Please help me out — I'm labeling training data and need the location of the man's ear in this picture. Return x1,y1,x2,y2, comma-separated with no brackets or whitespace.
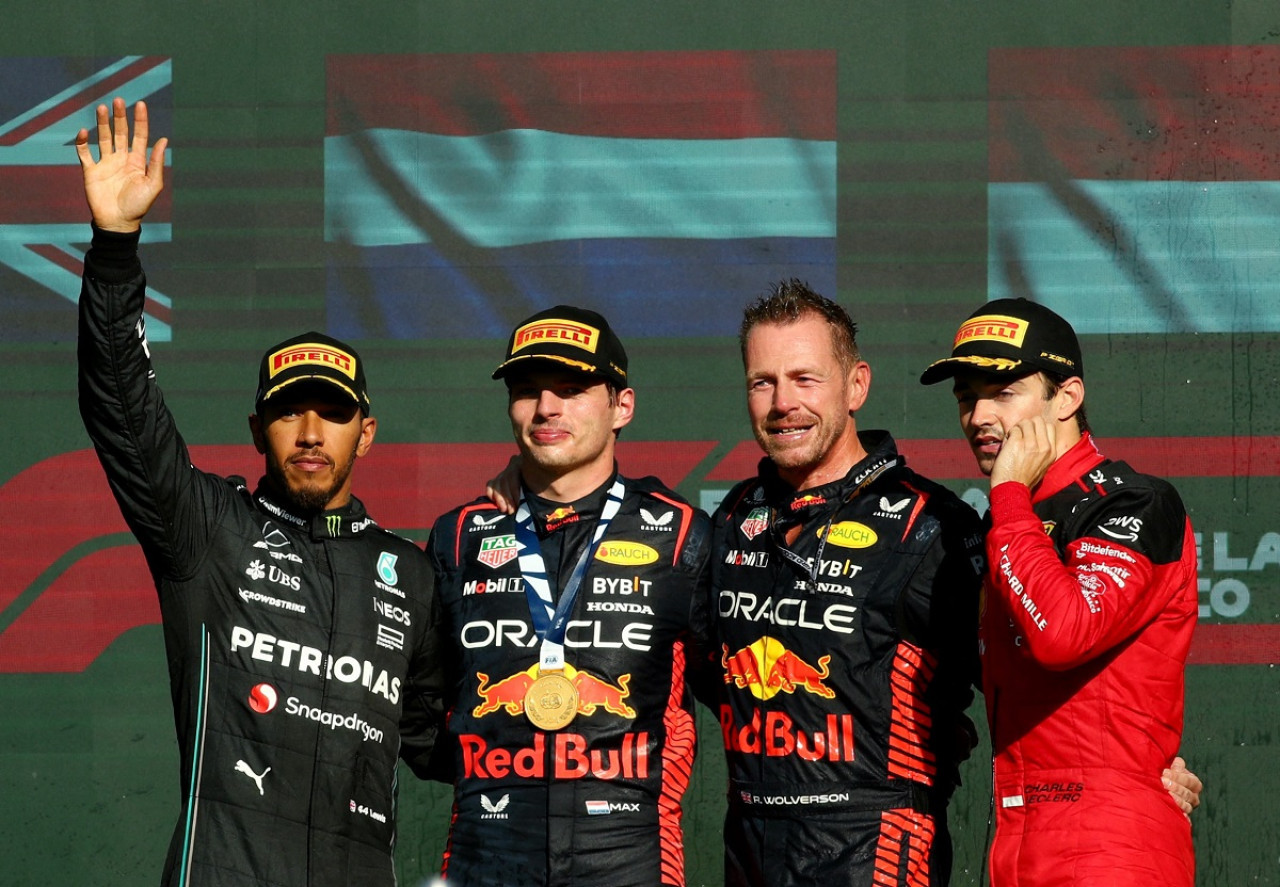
1054,377,1085,423
611,387,636,433
846,361,872,414
356,416,377,458
248,413,266,455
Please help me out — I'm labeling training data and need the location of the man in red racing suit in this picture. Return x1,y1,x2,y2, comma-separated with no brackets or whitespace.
922,297,1197,886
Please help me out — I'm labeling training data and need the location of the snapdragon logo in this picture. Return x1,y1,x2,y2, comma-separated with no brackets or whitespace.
285,697,385,744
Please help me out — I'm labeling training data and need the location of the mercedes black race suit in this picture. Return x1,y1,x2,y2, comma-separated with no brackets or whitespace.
78,227,444,887
712,431,984,887
426,473,711,886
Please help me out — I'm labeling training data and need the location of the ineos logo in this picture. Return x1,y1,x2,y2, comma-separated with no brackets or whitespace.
373,599,411,626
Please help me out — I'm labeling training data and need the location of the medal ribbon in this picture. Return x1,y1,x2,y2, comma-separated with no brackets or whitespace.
514,478,625,671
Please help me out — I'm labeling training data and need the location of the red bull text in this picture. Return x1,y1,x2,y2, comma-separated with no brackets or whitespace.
459,731,650,779
720,707,855,762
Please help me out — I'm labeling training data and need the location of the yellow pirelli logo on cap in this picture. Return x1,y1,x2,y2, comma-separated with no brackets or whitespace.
512,319,599,354
954,314,1028,349
269,344,357,379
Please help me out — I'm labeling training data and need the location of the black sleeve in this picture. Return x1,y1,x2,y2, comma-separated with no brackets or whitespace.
396,547,449,781
680,509,719,710
898,496,984,689
896,497,985,789
408,522,462,784
77,226,224,581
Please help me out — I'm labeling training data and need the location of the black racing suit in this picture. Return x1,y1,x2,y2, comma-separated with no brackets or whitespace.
78,227,444,887
426,474,712,886
712,432,983,887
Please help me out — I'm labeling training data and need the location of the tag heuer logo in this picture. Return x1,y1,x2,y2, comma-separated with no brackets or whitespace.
478,535,518,569
740,507,769,541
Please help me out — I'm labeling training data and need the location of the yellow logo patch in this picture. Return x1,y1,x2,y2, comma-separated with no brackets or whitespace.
512,319,600,354
594,541,659,566
819,521,878,549
953,314,1028,349
269,344,357,380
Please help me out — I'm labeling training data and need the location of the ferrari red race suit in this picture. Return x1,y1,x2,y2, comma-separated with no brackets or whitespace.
713,431,985,887
78,227,445,886
426,474,711,886
982,432,1197,886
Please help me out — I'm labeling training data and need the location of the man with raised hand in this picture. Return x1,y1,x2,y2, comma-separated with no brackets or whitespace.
920,297,1198,886
713,280,986,886
76,98,444,886
425,306,712,886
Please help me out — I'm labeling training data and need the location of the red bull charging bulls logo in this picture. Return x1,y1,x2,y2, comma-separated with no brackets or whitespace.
473,663,636,719
721,636,835,700
720,637,853,763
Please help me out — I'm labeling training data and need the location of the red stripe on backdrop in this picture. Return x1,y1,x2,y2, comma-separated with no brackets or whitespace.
0,55,168,147
0,441,715,671
989,45,1280,182
1187,624,1280,666
326,51,836,140
3,439,1276,671
0,167,173,224
705,437,1280,482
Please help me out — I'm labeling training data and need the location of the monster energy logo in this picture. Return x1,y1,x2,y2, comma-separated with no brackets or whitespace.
326,515,342,537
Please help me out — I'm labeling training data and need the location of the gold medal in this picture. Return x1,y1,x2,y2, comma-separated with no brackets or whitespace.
524,670,579,730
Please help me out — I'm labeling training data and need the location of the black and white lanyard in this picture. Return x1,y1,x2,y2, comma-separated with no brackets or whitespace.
772,456,898,592
513,479,625,671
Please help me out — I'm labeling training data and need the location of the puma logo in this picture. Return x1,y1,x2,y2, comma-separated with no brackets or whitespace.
235,759,271,796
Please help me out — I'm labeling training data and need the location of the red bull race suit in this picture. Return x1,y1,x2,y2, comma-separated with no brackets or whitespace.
77,227,445,886
426,473,712,886
713,431,984,887
981,433,1196,886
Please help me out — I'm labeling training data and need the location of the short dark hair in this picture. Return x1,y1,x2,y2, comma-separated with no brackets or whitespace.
1042,371,1090,434
739,279,860,372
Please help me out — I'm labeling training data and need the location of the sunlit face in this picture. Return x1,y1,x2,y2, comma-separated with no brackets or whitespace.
506,367,633,488
743,315,869,489
250,384,375,513
952,371,1058,476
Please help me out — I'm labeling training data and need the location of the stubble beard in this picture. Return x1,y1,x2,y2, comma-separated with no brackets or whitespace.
266,440,359,515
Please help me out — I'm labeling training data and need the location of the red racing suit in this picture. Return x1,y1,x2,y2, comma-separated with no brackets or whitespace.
426,475,712,886
713,432,985,887
982,432,1197,886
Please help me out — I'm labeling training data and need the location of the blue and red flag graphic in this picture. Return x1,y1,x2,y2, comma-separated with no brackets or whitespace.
0,55,173,342
989,46,1280,334
324,51,836,340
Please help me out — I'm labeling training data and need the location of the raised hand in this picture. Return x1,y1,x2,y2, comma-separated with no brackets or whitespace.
74,97,167,233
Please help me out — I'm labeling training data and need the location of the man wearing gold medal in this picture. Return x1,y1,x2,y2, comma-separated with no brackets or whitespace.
425,306,713,886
